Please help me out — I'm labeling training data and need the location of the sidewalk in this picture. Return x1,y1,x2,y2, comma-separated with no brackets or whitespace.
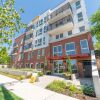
0,74,78,100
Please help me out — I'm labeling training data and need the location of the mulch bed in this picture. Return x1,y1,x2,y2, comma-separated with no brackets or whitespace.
64,89,99,100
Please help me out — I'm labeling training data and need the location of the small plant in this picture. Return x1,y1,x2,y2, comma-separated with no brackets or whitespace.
38,72,44,76
82,85,95,97
46,80,66,93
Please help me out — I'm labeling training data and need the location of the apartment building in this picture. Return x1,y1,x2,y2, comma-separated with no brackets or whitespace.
12,0,94,78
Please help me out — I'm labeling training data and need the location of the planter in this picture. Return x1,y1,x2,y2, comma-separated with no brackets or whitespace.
71,73,79,80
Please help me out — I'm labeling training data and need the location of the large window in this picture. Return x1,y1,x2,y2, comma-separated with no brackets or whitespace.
77,12,83,22
76,1,81,9
65,42,76,55
79,26,85,32
80,39,89,54
53,45,62,56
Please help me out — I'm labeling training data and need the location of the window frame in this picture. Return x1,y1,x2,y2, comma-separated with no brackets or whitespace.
80,39,89,54
77,12,83,22
76,1,81,9
65,42,76,56
79,26,85,32
53,45,62,56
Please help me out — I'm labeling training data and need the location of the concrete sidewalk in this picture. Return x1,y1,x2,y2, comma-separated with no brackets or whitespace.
5,82,78,100
0,74,78,100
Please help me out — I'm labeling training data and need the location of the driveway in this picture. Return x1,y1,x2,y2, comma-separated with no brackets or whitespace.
0,74,78,100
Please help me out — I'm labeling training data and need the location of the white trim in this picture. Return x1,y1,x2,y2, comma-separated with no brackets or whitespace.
53,45,62,56
80,39,89,54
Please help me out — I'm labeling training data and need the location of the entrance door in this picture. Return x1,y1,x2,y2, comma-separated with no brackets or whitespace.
83,60,92,78
53,60,64,75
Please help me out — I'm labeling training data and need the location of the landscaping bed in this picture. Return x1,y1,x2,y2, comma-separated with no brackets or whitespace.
0,71,26,80
46,80,98,100
0,86,22,100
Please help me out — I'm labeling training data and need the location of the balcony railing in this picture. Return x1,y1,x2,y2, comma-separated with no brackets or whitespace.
48,3,72,23
48,16,73,33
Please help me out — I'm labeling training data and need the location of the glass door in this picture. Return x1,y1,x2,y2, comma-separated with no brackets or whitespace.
53,60,64,74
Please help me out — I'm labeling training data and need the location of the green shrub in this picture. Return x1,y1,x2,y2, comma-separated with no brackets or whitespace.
46,80,66,93
38,72,44,76
82,85,95,97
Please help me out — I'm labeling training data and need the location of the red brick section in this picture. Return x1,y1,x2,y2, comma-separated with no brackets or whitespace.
12,33,25,67
49,32,94,77
13,32,94,77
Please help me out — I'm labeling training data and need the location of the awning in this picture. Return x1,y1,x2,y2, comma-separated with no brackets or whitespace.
48,54,90,60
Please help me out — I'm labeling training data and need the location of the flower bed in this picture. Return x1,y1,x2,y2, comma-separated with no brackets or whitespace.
46,80,98,100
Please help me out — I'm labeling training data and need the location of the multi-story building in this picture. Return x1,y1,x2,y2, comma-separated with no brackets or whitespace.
12,0,94,78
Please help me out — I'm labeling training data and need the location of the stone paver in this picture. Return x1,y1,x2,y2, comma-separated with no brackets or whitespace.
0,74,78,100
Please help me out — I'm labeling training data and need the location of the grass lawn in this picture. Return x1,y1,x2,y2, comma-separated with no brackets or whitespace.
0,86,22,100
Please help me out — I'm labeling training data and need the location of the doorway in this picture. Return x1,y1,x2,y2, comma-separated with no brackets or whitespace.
83,60,92,78
53,60,64,75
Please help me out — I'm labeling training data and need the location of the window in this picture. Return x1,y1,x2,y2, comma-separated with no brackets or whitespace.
21,53,24,60
44,26,48,33
53,45,62,56
68,30,72,36
42,49,45,56
65,42,76,55
44,16,47,23
79,26,85,32
77,12,83,22
76,1,81,9
36,22,38,27
24,42,32,50
56,35,59,39
28,53,31,60
43,37,45,45
38,50,41,55
60,34,63,38
39,28,42,35
20,46,23,52
39,19,43,26
37,50,41,59
25,33,33,41
80,39,89,54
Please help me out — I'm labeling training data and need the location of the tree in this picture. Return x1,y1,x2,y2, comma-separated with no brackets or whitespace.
0,0,26,63
0,0,26,48
67,56,72,74
0,47,11,64
90,8,100,49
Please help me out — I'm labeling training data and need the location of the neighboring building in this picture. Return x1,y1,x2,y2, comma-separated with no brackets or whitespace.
12,0,94,78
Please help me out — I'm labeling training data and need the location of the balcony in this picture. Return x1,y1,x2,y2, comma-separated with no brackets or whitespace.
48,3,72,24
48,16,74,35
24,38,33,44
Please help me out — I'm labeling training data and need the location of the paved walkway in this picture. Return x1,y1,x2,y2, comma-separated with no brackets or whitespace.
0,74,78,100
33,75,93,88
